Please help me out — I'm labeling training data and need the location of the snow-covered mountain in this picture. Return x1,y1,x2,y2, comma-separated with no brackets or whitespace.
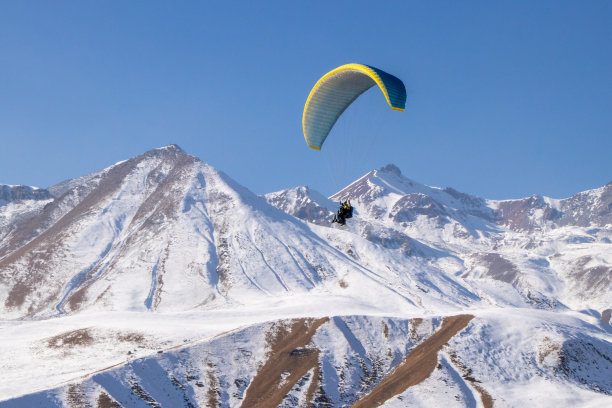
266,164,611,312
0,146,610,407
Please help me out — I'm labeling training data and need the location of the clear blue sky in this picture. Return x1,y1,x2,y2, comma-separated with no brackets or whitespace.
1,1,611,199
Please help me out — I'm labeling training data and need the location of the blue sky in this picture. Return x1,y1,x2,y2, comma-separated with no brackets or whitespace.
1,1,611,199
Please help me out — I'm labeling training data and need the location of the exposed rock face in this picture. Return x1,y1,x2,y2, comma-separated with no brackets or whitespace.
555,182,612,227
390,193,449,223
566,256,612,300
264,186,334,226
465,253,521,285
0,185,53,203
495,183,612,231
602,309,611,324
496,195,562,231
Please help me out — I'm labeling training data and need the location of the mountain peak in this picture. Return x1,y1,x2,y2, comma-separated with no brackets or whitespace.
379,164,402,176
139,144,187,159
157,144,184,152
139,144,193,164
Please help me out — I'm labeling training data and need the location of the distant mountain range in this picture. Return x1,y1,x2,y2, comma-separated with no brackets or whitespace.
1,145,610,407
266,163,611,312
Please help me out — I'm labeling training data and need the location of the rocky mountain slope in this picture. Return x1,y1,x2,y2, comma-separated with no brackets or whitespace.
0,146,422,320
0,146,610,407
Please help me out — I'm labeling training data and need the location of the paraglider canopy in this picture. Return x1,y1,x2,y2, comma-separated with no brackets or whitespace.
302,63,406,150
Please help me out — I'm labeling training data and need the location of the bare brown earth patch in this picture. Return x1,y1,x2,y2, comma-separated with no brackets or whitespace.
97,392,121,408
47,328,94,348
206,363,220,408
473,383,494,408
5,281,29,308
68,285,88,311
464,253,521,284
602,309,611,324
352,314,474,408
537,336,561,366
303,365,321,406
240,317,328,408
65,384,88,408
117,332,146,344
409,317,423,342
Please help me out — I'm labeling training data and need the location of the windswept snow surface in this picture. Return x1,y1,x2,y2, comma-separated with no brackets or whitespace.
0,147,610,407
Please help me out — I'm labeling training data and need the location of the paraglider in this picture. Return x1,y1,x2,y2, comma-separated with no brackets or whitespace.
302,63,406,226
332,200,353,226
302,63,406,150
